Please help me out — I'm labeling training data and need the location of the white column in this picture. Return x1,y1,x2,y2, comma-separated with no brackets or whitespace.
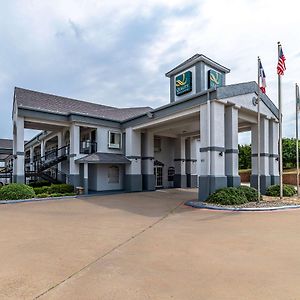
225,106,240,187
29,146,34,171
142,131,155,191
251,117,271,193
125,128,142,191
199,101,226,201
185,137,197,188
15,116,25,183
84,163,88,194
174,137,186,188
12,123,17,182
269,120,279,185
69,124,80,187
190,137,198,187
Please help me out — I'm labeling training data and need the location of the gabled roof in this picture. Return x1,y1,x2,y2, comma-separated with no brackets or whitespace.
0,139,13,150
76,152,131,164
15,87,152,122
165,54,230,77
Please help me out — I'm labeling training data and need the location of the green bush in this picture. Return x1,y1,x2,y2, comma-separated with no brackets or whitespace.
49,184,74,194
50,193,63,197
29,181,51,188
237,186,260,202
33,186,50,195
266,184,296,197
64,193,76,196
207,187,248,205
0,184,35,200
36,193,50,198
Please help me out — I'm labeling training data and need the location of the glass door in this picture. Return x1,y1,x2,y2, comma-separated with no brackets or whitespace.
154,166,163,188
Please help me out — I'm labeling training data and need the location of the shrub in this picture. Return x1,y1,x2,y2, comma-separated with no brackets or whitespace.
266,184,296,197
207,187,248,205
36,193,50,198
0,184,35,200
33,186,50,195
29,181,51,188
50,193,63,197
64,193,76,196
49,184,74,194
237,186,260,202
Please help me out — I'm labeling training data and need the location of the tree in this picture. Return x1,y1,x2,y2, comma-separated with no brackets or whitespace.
238,144,251,170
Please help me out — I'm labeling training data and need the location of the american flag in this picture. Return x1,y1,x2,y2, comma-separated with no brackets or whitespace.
259,60,266,94
277,44,286,75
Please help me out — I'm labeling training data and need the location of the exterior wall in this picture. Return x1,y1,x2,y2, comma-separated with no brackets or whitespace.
87,164,124,191
96,126,123,154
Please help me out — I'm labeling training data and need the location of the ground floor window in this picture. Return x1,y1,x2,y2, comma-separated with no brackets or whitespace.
108,166,119,183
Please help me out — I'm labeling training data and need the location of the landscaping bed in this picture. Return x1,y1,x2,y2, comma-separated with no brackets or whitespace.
186,184,300,210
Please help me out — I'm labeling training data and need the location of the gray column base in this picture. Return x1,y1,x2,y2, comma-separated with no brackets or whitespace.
142,174,155,191
250,175,271,194
125,174,143,192
270,175,279,185
13,175,25,184
186,174,198,188
227,175,241,187
13,175,25,183
84,178,89,195
69,174,80,188
174,174,187,188
198,175,227,201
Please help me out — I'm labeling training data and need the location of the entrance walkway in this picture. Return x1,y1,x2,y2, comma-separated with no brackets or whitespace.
0,189,300,299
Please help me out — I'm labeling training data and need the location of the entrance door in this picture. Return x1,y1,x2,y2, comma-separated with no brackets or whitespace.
154,166,163,188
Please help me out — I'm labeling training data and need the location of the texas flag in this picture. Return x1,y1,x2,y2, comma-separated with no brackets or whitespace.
259,60,266,94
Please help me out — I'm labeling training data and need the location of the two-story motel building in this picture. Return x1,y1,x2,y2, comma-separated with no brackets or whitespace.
8,54,279,200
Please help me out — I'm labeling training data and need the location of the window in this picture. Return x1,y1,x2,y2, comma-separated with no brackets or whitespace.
108,131,122,149
108,166,119,183
154,137,161,152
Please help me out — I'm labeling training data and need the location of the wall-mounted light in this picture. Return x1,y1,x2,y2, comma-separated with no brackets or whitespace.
219,152,223,157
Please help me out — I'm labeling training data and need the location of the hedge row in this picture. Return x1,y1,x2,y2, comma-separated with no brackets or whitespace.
266,184,296,197
0,183,75,200
33,184,74,195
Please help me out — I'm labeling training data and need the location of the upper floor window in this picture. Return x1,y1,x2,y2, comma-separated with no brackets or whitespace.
108,131,122,149
154,137,161,152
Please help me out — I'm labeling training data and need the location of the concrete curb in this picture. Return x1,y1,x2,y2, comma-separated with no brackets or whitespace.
0,195,77,205
185,200,300,212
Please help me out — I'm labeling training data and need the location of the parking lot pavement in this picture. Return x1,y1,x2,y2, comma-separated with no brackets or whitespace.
1,189,300,299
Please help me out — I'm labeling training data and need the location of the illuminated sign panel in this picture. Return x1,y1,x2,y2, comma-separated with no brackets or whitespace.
208,69,223,89
175,71,192,96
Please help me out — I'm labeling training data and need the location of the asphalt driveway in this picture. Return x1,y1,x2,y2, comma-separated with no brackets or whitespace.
1,189,300,299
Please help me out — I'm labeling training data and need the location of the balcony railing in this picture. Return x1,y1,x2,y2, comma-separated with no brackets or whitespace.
80,141,97,154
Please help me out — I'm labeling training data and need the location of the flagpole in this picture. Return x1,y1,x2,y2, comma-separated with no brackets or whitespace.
278,42,283,199
296,83,299,197
257,57,261,202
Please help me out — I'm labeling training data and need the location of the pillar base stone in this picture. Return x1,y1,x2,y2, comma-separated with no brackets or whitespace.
13,175,25,184
270,175,280,185
69,174,80,188
198,175,227,201
250,175,271,194
187,174,198,188
142,174,155,191
84,178,89,195
227,175,241,187
125,174,143,192
174,174,187,188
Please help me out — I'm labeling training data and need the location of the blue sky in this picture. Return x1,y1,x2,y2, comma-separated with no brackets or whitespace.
0,0,299,143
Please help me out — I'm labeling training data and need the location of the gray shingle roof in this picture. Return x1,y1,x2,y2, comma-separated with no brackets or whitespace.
76,152,131,164
165,54,230,77
15,87,152,122
0,139,13,150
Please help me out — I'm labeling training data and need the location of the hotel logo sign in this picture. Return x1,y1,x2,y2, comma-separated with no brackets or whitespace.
176,71,192,96
208,69,223,89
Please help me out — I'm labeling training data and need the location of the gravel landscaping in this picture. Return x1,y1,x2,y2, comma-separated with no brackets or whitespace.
187,195,300,210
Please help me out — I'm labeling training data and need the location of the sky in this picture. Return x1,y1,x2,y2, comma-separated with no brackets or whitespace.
0,0,299,144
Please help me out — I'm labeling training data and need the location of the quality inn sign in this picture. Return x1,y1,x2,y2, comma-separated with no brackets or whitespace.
176,71,192,96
